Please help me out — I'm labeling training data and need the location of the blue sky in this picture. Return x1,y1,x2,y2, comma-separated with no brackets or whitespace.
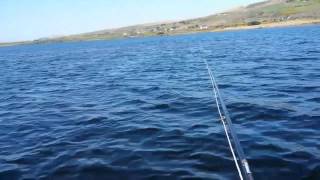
0,0,263,42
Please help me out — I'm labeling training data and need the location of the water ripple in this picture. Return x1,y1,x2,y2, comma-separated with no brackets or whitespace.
0,25,320,179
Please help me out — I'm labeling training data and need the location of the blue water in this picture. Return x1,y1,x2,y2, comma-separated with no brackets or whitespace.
0,25,320,180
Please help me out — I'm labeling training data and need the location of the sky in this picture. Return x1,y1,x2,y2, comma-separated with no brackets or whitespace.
0,0,263,42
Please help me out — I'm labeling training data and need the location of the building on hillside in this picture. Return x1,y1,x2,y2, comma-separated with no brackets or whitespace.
199,25,208,30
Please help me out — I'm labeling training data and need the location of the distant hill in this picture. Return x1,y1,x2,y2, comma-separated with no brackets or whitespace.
1,0,320,46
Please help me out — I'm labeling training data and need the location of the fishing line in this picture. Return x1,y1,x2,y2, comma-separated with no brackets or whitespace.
203,58,254,180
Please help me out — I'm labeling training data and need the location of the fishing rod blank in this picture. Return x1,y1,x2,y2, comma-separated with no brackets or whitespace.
203,59,254,180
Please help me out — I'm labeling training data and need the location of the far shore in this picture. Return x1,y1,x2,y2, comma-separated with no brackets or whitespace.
211,19,320,33
1,19,320,48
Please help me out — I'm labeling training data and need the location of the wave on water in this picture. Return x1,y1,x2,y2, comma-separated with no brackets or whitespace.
0,25,320,180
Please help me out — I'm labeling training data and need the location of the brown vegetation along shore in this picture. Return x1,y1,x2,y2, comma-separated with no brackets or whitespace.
212,19,320,32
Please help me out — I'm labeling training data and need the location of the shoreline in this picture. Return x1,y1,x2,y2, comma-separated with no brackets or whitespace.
211,19,320,33
1,19,320,48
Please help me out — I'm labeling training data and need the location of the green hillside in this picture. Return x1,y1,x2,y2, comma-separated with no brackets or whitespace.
1,0,320,46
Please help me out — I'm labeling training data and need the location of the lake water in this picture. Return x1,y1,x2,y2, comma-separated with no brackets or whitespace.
0,25,319,180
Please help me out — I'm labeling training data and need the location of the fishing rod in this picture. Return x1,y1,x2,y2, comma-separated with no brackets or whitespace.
203,59,254,180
